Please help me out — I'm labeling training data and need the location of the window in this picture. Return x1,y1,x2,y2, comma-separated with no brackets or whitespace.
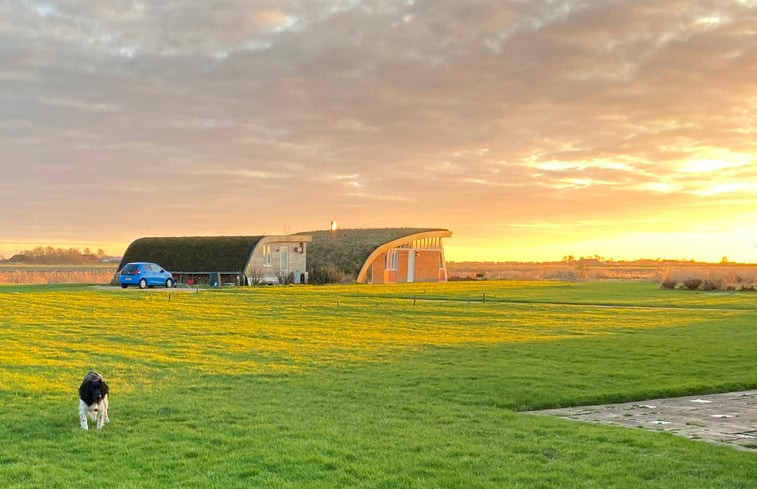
386,250,398,270
263,245,271,266
280,246,288,271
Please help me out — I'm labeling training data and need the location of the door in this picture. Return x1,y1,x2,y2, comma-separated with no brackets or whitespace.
407,250,415,283
280,246,289,271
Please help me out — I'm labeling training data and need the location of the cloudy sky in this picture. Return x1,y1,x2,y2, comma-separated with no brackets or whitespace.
1,0,755,262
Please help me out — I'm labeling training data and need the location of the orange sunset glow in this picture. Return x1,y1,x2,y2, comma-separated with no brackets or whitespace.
1,2,755,263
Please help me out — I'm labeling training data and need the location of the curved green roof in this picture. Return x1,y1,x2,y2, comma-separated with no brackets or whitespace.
118,236,263,272
299,228,449,281
118,229,450,282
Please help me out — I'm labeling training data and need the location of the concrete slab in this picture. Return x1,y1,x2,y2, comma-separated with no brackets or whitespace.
527,390,757,451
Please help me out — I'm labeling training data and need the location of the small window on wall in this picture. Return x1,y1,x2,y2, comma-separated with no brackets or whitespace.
280,246,289,271
386,250,398,270
263,245,272,266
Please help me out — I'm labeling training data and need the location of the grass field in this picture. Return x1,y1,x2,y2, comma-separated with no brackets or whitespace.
0,281,755,488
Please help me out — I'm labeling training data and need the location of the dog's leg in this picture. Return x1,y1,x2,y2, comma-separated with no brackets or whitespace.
96,403,104,430
96,398,109,429
102,395,110,425
79,399,89,430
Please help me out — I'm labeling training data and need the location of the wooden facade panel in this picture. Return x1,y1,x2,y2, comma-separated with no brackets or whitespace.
396,250,409,282
372,252,387,284
384,269,397,283
367,248,446,284
414,250,443,282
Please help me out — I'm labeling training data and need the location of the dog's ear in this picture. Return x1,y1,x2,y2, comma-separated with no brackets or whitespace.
79,381,94,405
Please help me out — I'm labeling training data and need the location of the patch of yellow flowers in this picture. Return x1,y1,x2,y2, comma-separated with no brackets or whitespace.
0,282,718,397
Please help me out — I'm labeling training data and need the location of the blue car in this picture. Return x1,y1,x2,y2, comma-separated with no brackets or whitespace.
119,262,174,289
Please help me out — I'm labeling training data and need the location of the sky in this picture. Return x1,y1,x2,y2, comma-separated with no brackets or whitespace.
1,0,756,263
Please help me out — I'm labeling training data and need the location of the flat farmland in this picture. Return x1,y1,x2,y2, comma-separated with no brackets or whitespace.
0,264,116,285
0,281,755,488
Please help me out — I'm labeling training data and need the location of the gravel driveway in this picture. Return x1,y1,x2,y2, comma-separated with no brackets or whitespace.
528,390,757,451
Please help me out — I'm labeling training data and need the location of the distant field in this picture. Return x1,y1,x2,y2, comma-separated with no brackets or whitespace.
0,264,116,285
0,281,755,488
448,262,665,281
448,261,757,288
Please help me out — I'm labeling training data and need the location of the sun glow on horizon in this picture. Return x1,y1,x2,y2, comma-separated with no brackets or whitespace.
444,215,757,264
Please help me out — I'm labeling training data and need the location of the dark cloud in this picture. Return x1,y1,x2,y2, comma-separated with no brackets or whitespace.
0,0,755,260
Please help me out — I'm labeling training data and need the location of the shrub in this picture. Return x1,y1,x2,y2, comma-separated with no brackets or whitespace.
273,267,292,285
309,263,346,284
661,280,677,289
661,265,757,292
247,267,264,285
682,278,702,290
701,279,722,291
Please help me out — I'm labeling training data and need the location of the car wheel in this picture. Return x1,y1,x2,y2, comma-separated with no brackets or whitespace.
121,284,128,289
139,278,147,289
165,278,174,288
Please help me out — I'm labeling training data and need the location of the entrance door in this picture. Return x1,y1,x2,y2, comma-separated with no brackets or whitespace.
407,250,415,283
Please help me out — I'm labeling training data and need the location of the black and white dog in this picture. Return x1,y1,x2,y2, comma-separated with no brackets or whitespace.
78,371,110,430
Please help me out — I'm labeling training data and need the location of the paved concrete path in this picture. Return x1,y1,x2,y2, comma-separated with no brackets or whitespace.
528,390,757,451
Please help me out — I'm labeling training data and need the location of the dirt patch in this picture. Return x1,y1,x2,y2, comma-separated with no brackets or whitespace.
528,390,757,451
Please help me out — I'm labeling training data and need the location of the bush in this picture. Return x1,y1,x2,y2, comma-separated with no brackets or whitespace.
701,279,722,291
661,280,677,289
309,263,345,284
682,278,702,290
661,265,757,292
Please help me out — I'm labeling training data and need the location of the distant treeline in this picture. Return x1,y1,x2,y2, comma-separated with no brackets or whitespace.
1,246,114,265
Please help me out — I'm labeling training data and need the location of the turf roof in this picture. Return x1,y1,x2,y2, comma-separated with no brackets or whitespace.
300,228,446,281
119,228,448,280
118,236,264,272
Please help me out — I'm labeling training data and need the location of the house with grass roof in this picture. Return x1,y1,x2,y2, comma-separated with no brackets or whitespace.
117,228,451,286
301,228,452,284
117,235,312,286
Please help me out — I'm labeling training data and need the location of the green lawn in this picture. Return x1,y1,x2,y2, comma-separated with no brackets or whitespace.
0,281,755,488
